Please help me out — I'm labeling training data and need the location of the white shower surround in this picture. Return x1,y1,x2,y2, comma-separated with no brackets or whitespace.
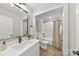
42,22,53,45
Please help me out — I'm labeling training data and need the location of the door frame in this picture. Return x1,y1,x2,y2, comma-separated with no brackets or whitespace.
33,4,69,56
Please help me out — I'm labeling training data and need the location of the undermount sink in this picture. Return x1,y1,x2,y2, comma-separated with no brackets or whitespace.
12,40,33,50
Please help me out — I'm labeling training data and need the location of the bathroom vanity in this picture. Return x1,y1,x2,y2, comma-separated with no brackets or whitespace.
0,39,40,56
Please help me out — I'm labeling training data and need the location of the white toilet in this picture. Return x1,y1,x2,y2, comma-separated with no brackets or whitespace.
39,37,49,49
40,40,49,49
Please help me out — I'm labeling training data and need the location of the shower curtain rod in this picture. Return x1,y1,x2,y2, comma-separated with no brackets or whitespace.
13,3,28,13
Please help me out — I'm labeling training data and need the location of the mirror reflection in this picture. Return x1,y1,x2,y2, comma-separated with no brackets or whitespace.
0,3,30,41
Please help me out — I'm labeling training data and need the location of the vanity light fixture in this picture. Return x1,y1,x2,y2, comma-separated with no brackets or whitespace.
13,3,28,13
19,8,23,12
10,3,28,13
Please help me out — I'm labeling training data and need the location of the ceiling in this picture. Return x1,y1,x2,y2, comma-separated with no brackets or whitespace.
0,3,27,18
0,3,63,18
27,3,63,13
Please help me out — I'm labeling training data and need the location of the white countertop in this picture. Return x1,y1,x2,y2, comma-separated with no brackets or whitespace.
0,39,39,56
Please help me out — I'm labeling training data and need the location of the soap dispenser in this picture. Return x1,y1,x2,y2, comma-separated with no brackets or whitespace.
1,41,7,51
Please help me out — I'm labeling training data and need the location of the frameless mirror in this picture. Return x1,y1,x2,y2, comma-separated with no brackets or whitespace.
0,3,29,41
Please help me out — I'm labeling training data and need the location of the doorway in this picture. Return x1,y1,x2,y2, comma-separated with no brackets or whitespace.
35,7,63,56
34,4,69,56
40,18,63,56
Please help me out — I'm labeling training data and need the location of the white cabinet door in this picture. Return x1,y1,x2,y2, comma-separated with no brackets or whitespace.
20,43,40,56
